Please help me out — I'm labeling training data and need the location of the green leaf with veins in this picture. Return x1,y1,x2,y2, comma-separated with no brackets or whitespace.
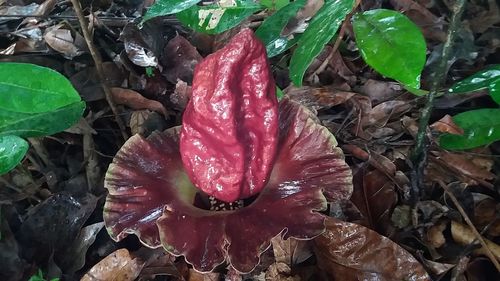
0,63,81,113
289,0,355,86
0,63,85,138
352,9,426,89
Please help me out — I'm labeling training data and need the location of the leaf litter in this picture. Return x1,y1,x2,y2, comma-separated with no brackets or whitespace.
0,0,499,280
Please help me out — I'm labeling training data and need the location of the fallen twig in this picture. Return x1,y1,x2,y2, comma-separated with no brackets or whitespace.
438,180,500,271
69,0,129,141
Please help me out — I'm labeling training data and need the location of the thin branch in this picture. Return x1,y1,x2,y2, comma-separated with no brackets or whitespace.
438,181,500,271
69,0,128,141
410,0,467,204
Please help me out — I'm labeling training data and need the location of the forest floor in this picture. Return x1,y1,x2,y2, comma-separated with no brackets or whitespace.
0,0,499,280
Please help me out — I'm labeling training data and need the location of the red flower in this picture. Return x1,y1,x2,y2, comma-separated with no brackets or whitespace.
103,29,352,273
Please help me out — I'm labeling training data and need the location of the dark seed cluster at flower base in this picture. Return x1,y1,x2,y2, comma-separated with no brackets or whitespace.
103,28,352,273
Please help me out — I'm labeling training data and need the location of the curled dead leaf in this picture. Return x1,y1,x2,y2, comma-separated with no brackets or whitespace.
427,220,447,248
81,248,145,281
451,220,500,261
314,217,430,281
188,269,219,281
171,80,192,111
44,23,86,59
161,35,202,84
265,262,300,281
430,115,464,135
271,236,313,266
282,0,325,37
129,110,167,136
110,87,168,117
285,86,355,111
430,151,495,185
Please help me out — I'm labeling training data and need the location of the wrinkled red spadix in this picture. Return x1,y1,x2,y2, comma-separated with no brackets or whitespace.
180,28,279,202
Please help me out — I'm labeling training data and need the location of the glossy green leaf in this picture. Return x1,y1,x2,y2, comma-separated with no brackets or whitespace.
276,86,284,99
0,135,28,175
143,0,201,22
352,9,426,89
176,0,262,34
289,0,354,86
448,65,500,105
0,102,86,138
255,0,306,57
261,0,289,10
439,108,500,150
0,63,82,113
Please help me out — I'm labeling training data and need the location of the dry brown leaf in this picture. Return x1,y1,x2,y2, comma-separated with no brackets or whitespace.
350,169,397,234
161,35,202,84
359,79,404,104
81,248,144,281
285,86,356,111
474,198,500,237
110,87,168,117
451,221,500,261
21,0,56,25
271,236,313,266
129,110,167,136
431,151,495,184
430,114,464,135
364,100,412,127
314,217,430,281
420,258,455,276
264,262,300,281
327,50,356,83
427,220,447,248
282,0,324,37
44,23,85,59
187,269,219,281
171,80,192,111
469,0,500,33
70,62,125,101
390,0,446,42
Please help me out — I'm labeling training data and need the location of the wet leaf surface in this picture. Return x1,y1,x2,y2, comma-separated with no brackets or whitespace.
449,64,500,104
255,0,306,57
0,135,28,175
352,9,426,88
314,217,431,281
439,108,500,150
289,0,354,86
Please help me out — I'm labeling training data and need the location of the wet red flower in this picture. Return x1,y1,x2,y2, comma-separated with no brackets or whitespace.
103,29,352,273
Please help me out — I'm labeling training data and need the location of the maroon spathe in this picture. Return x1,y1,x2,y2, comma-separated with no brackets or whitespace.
103,29,353,274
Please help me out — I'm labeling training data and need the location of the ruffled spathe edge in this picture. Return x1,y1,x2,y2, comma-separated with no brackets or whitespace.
103,98,353,273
